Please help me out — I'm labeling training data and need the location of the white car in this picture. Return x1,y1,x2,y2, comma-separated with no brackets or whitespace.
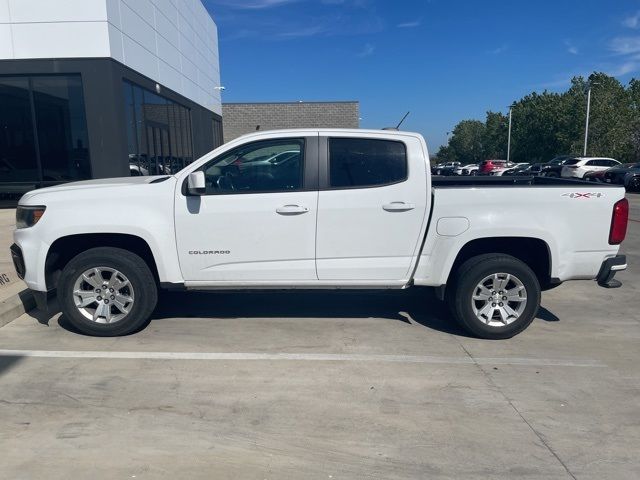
561,157,621,179
454,164,478,175
12,129,629,340
489,162,519,176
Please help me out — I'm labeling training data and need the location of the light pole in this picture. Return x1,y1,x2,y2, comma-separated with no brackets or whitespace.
584,82,598,157
507,104,515,162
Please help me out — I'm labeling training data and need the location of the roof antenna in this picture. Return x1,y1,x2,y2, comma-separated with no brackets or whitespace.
382,111,410,131
396,111,410,129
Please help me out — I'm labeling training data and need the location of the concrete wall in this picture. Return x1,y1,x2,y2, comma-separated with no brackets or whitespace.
0,0,221,115
222,102,360,143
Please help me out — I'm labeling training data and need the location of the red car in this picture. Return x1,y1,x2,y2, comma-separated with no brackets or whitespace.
479,159,509,175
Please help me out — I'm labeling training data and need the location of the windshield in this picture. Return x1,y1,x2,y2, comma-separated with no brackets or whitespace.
564,159,580,166
548,158,571,165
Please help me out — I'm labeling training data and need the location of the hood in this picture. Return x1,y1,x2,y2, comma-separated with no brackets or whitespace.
19,176,172,203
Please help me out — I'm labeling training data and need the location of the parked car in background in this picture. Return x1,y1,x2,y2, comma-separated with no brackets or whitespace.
536,156,576,177
561,157,621,179
478,159,509,175
625,171,640,192
461,164,479,175
489,162,520,176
603,162,640,185
432,162,460,176
584,170,608,182
502,163,532,176
454,164,479,176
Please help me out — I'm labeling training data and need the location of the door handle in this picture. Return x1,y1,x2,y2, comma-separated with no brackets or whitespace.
276,204,309,215
383,202,415,212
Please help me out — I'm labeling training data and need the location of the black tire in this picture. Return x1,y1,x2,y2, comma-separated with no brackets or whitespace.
447,254,541,339
58,247,158,336
627,177,640,192
545,171,558,178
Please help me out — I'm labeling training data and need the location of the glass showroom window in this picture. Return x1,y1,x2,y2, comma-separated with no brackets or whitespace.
32,76,91,184
0,78,39,184
0,75,91,204
123,80,195,176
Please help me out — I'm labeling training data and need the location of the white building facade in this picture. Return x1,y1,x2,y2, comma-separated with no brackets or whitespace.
0,0,222,202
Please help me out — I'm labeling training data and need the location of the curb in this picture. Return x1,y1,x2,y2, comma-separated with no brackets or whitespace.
0,289,35,328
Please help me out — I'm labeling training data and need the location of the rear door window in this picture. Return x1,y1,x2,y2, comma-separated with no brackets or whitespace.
329,138,407,188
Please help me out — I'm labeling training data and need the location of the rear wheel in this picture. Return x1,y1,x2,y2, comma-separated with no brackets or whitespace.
447,254,541,339
58,247,158,336
545,171,558,178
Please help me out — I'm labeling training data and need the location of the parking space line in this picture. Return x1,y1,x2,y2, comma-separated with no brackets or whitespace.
0,349,606,367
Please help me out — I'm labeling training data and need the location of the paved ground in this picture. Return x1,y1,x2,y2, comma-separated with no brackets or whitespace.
0,195,639,479
0,208,20,299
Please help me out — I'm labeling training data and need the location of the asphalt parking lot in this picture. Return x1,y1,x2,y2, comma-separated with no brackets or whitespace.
1,195,639,479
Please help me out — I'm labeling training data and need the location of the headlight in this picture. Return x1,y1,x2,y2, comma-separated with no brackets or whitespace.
16,206,46,229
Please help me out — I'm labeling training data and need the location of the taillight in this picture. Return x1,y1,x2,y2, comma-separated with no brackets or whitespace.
609,198,629,245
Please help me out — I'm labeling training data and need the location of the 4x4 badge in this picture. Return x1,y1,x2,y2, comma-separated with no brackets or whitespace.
562,192,604,199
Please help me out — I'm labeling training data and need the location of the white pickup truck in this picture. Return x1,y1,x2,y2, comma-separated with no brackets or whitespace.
11,129,629,339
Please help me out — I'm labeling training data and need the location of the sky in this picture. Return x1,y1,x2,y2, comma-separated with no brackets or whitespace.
202,0,640,151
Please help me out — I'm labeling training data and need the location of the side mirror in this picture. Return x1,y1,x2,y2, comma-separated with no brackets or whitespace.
187,171,206,195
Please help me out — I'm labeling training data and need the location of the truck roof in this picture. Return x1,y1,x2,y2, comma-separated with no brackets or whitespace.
234,128,423,141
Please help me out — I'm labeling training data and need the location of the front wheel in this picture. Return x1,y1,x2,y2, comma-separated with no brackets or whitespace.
58,247,158,336
447,254,541,339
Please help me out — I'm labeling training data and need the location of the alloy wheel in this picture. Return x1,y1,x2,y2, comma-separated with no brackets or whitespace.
471,273,528,327
72,267,135,324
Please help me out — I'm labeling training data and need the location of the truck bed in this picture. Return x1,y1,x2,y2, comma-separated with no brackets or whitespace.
431,176,620,188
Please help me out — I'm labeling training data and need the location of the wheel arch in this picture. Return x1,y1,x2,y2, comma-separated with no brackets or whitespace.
45,233,160,291
446,237,552,289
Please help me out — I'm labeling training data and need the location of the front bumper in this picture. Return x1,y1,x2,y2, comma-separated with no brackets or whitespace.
10,242,51,311
596,255,627,288
10,243,25,279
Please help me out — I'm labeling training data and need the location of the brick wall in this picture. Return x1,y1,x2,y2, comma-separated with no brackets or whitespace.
222,101,359,143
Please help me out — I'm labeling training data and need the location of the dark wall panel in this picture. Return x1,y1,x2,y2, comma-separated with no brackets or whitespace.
0,57,222,199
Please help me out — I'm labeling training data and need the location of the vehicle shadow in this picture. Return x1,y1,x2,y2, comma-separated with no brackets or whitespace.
53,287,561,338
0,355,23,377
150,287,472,336
150,287,561,336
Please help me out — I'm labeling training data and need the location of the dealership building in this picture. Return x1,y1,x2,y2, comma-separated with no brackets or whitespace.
0,0,223,203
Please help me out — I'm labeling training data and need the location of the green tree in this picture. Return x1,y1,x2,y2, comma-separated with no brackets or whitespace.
439,72,639,164
482,111,508,159
447,120,485,164
434,144,454,164
582,73,633,160
510,90,570,163
626,78,640,162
